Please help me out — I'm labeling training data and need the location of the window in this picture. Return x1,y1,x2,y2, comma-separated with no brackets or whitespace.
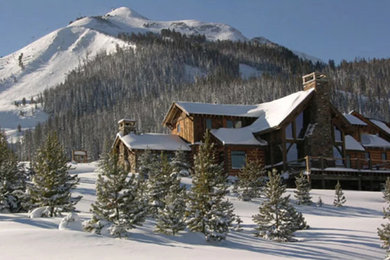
346,155,351,168
231,151,246,169
226,120,233,128
334,126,342,142
382,152,387,161
365,152,371,160
286,143,298,162
295,112,305,139
177,124,180,133
285,123,293,139
206,119,212,129
333,146,343,166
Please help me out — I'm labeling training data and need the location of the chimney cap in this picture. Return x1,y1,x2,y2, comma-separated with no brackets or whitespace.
118,118,136,124
302,72,327,85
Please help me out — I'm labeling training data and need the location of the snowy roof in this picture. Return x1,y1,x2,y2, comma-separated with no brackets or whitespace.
118,118,135,124
361,134,390,148
343,113,367,126
118,133,191,151
210,128,267,146
175,102,261,117
248,88,315,133
344,135,365,151
370,119,390,135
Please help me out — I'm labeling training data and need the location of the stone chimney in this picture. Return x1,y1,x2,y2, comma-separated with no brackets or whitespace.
118,119,136,136
303,72,334,158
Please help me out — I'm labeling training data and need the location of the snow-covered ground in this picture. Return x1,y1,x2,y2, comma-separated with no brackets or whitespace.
0,162,386,259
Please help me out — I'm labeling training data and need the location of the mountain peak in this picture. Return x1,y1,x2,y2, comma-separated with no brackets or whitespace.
105,7,148,20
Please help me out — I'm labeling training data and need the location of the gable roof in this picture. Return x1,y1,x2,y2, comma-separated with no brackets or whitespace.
210,128,267,146
210,89,315,145
117,133,191,151
370,119,390,136
345,135,365,151
361,134,390,149
343,113,367,126
174,102,261,117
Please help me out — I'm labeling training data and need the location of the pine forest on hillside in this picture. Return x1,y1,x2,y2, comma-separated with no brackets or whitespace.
17,30,390,160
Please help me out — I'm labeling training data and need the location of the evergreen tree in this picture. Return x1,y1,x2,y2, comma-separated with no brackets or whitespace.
294,171,312,205
29,132,80,216
333,181,346,207
233,159,266,201
84,151,147,237
146,153,172,217
0,131,27,213
185,131,235,241
155,171,186,235
137,149,159,180
171,149,191,176
252,169,307,242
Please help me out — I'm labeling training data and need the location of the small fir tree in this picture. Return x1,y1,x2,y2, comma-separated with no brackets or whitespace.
146,153,173,217
0,132,27,213
29,132,80,216
252,169,307,242
84,151,147,237
137,149,159,180
333,181,346,207
233,159,266,201
185,131,235,241
171,149,191,176
294,171,312,205
155,171,186,235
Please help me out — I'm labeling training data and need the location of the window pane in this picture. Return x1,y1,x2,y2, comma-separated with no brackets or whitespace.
231,151,246,169
234,120,242,128
333,146,343,166
382,152,387,161
206,119,212,129
334,126,342,142
226,120,233,128
285,123,293,139
296,112,304,139
287,143,298,162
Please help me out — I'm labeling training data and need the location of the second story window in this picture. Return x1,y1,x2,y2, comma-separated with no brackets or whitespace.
226,120,233,128
206,118,212,129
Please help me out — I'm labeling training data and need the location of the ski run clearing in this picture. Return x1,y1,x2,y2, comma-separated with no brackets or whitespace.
0,162,386,259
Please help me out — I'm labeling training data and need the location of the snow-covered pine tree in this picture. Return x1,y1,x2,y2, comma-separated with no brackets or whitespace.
0,131,27,213
294,171,312,205
137,149,159,180
146,153,172,217
29,132,80,217
84,151,147,237
171,149,191,176
185,131,235,241
252,169,307,242
333,181,346,207
233,159,266,201
155,171,186,235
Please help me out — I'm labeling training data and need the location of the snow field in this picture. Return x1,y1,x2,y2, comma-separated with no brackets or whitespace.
0,162,386,259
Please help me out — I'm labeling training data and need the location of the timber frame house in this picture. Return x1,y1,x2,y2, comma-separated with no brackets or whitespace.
113,72,390,190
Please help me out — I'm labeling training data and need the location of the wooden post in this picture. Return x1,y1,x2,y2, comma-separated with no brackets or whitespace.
305,155,311,183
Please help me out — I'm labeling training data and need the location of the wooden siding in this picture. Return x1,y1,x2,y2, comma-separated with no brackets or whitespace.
224,146,265,175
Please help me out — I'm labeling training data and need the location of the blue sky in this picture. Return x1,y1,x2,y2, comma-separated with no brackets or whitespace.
0,0,389,63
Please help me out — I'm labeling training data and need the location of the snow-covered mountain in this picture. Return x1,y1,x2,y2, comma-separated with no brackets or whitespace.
0,7,317,136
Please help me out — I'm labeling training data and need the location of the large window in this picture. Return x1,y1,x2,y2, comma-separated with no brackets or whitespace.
333,146,344,166
334,126,342,142
286,143,298,162
295,112,305,139
285,123,293,140
206,119,212,129
231,151,246,169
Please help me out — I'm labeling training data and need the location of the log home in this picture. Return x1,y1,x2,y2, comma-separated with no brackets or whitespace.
114,72,390,190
